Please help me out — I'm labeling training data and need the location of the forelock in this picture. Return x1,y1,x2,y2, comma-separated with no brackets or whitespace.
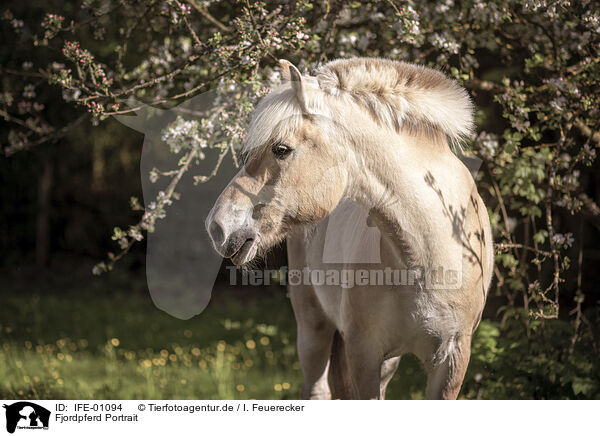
242,85,304,159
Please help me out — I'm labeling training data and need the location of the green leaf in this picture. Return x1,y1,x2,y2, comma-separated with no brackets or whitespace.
533,230,548,244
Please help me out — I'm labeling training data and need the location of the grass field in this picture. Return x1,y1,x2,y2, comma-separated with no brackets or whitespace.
0,275,437,400
4,271,593,400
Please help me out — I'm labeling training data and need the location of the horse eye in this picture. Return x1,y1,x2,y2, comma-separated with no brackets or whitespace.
271,142,293,159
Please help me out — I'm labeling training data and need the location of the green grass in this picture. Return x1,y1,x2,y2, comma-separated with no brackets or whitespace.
0,282,432,400
0,286,301,399
3,279,596,399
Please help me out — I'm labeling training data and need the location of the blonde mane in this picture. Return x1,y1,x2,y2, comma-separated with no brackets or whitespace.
243,57,474,154
316,58,474,147
243,86,304,157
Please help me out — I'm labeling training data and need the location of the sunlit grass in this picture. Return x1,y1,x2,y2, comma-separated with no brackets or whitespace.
0,285,437,400
0,288,306,400
2,279,598,399
0,334,302,399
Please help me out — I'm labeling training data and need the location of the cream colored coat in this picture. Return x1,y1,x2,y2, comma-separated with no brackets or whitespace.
206,58,493,399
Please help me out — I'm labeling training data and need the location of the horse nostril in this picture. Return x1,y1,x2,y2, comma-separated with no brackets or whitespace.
208,220,225,246
252,204,266,220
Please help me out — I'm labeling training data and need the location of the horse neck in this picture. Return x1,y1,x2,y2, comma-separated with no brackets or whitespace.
344,127,455,269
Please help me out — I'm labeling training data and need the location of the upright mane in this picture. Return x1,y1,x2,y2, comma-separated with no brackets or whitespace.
243,57,474,155
315,57,474,148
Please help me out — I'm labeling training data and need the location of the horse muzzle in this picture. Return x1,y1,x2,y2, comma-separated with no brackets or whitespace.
206,213,259,265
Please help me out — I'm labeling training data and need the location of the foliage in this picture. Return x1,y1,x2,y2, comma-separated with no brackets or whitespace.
463,318,600,399
1,0,600,398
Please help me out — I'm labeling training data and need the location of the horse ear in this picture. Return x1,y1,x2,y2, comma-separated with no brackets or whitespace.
279,59,308,114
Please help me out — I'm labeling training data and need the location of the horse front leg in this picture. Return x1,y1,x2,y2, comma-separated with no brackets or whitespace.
343,334,384,399
425,334,472,400
380,356,401,399
290,285,336,399
287,233,337,400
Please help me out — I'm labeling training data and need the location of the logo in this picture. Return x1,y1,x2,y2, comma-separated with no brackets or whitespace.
3,402,50,434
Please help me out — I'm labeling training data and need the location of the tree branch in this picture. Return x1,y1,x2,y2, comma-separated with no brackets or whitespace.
186,0,231,32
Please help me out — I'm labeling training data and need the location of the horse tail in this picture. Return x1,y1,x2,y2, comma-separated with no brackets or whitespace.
329,330,352,399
